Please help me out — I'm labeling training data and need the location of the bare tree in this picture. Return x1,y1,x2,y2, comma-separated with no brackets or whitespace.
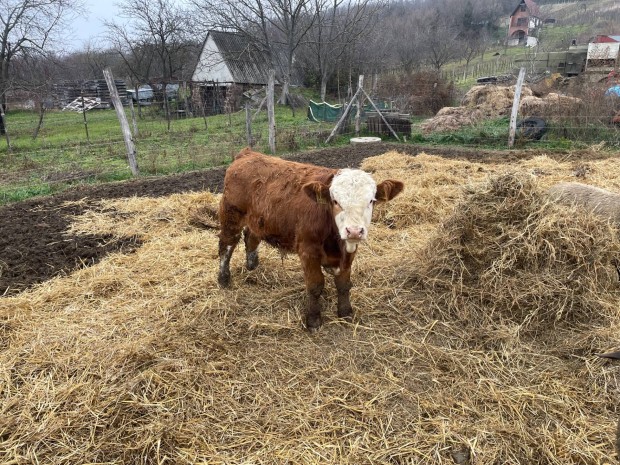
415,7,461,71
0,0,82,135
192,0,316,104
301,0,382,101
59,43,120,81
387,13,425,73
105,0,198,125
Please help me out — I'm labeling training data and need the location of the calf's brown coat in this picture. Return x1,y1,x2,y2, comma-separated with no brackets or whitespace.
217,148,404,330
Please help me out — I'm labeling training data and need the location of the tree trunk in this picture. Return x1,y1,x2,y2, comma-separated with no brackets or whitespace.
320,75,327,102
278,78,289,105
0,103,11,149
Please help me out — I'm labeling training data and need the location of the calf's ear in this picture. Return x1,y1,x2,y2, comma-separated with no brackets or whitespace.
376,180,404,202
303,181,332,205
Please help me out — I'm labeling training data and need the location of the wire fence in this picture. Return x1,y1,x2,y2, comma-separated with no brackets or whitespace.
1,82,619,204
440,59,517,83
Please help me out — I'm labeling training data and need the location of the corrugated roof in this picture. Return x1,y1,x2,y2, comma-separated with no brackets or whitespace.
209,31,277,85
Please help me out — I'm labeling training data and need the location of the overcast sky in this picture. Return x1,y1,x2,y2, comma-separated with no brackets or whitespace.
67,0,191,51
67,0,120,50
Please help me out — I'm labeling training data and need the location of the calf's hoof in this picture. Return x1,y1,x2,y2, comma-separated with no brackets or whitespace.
218,271,231,288
246,251,259,271
337,307,353,322
305,314,323,332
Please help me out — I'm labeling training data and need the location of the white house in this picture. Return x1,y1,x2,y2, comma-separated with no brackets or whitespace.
192,31,276,86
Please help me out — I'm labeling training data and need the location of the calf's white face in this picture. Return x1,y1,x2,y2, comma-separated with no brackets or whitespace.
330,169,377,253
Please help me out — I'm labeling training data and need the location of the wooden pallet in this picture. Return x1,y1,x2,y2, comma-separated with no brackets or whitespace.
62,97,102,113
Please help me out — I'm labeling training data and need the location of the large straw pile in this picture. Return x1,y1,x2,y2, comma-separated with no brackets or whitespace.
408,172,620,328
420,85,583,134
420,85,534,134
1,151,620,464
519,92,583,118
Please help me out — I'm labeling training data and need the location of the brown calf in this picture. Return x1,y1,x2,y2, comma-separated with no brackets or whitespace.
217,148,404,330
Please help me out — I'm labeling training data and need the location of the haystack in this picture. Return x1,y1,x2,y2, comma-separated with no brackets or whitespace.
421,85,533,133
519,92,583,118
419,107,484,134
409,172,620,328
461,84,533,117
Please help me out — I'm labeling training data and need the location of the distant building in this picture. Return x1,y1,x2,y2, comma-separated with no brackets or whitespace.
192,31,278,87
586,35,620,73
191,30,290,115
507,0,541,47
593,35,620,44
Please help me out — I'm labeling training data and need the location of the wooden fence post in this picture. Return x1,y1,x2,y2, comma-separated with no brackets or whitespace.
325,87,360,144
245,102,253,147
0,104,11,151
508,67,527,148
355,75,364,135
128,98,138,137
103,67,139,176
81,93,90,142
267,69,276,155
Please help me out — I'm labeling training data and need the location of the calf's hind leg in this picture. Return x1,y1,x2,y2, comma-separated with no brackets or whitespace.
218,201,245,287
243,228,261,271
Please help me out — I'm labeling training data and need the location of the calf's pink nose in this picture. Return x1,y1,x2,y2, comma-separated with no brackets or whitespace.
346,226,364,240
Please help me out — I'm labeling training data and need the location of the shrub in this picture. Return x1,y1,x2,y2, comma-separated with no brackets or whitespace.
374,70,455,116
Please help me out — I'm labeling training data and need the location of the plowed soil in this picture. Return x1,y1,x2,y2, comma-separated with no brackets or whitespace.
0,143,602,295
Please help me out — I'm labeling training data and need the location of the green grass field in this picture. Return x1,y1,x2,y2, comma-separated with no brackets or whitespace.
0,105,338,204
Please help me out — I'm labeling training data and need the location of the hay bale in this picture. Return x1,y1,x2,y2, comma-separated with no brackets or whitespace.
409,172,620,327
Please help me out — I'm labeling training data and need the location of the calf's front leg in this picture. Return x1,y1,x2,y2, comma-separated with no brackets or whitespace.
334,268,353,321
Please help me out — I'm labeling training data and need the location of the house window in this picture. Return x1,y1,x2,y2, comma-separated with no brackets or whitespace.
520,5,526,11
517,17,527,26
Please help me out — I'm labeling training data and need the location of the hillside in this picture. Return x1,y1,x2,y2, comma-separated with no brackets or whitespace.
538,0,620,44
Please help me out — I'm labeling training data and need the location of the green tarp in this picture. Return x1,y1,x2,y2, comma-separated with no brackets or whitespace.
308,99,391,122
307,100,347,122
